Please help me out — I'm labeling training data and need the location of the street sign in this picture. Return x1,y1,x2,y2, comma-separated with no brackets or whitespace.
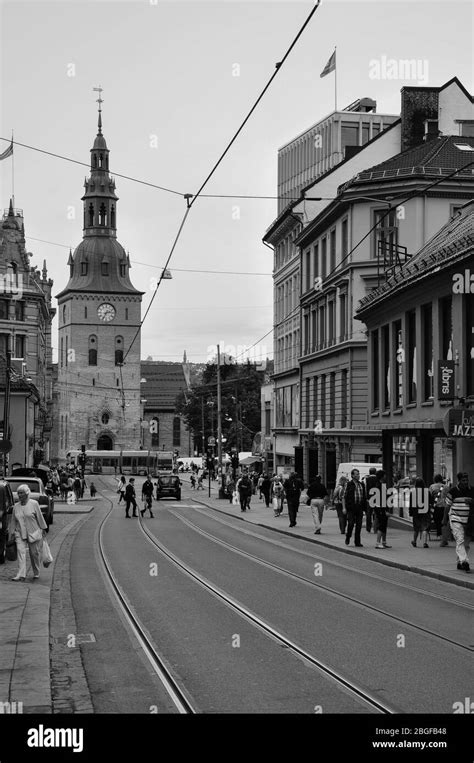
443,408,474,438
0,440,12,453
438,360,455,400
208,436,216,446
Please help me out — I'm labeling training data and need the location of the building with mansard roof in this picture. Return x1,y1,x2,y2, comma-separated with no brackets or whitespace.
355,200,474,490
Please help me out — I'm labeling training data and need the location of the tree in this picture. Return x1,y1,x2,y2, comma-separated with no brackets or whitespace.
175,361,266,454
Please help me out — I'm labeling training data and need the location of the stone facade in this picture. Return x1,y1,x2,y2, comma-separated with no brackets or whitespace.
0,203,55,468
54,107,143,459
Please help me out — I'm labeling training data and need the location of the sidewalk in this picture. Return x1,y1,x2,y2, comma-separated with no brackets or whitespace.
185,477,474,590
0,501,94,714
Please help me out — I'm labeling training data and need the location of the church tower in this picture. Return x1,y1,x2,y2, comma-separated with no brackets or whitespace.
55,95,143,456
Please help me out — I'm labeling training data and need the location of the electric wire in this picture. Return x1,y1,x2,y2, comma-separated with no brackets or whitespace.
233,159,474,361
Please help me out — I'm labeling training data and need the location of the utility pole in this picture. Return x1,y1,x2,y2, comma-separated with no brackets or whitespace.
201,396,205,456
217,344,225,498
2,335,11,476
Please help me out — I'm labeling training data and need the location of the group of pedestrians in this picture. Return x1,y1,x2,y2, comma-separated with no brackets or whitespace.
222,466,473,575
117,475,155,518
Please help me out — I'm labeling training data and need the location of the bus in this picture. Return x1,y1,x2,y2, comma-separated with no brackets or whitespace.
67,450,175,476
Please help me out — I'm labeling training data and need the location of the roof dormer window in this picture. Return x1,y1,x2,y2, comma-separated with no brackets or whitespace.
81,262,88,276
101,261,109,276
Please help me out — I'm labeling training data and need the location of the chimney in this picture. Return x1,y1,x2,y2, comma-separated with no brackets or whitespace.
400,86,439,152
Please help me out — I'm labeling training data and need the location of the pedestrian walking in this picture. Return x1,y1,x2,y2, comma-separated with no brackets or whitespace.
117,474,126,503
8,484,47,581
344,469,366,547
124,478,138,518
141,476,155,518
445,472,473,572
364,467,378,533
409,477,430,548
271,476,285,517
80,475,87,499
237,472,253,512
190,474,196,489
260,474,271,508
371,470,391,549
90,482,97,498
438,481,452,547
333,476,348,535
196,473,204,490
306,475,328,534
429,474,445,538
226,476,235,504
73,475,82,502
257,474,264,499
285,472,304,528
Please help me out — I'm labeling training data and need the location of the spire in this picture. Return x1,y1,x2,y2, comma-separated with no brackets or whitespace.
93,86,104,135
8,198,14,217
82,88,118,238
42,260,48,280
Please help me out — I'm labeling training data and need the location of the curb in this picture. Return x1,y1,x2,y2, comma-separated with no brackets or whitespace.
190,496,474,591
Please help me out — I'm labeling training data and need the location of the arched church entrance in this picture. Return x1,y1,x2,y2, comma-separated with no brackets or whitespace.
97,434,113,450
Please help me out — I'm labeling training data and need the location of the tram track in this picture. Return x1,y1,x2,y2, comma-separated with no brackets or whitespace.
189,501,474,611
96,483,197,714
169,509,473,655
94,477,398,713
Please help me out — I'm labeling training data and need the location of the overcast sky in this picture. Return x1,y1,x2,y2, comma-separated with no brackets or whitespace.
1,0,472,363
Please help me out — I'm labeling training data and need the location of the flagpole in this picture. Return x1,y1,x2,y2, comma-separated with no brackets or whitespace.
11,131,15,207
334,47,337,111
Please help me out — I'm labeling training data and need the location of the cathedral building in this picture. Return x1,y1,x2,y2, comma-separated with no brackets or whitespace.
55,103,143,458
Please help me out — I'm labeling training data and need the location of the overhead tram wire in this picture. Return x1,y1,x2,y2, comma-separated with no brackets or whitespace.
25,237,272,276
0,137,185,197
233,159,474,362
120,0,322,370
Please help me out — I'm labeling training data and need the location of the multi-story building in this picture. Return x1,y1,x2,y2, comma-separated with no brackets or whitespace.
355,200,474,484
296,133,474,486
267,76,473,483
0,202,55,469
265,100,401,476
54,105,143,458
278,98,398,213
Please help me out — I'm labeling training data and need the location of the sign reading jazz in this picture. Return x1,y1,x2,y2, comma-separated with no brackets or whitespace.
443,408,474,438
437,360,455,400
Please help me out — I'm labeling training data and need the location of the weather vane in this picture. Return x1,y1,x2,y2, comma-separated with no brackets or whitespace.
93,86,104,133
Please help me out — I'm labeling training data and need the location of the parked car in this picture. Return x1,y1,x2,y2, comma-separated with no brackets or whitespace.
11,466,51,488
0,481,15,563
6,477,54,528
155,475,182,501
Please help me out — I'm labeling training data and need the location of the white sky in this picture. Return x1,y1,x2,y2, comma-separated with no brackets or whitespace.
1,0,472,363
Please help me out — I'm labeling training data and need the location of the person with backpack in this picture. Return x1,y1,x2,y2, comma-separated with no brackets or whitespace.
409,477,430,548
429,474,445,538
285,472,304,528
237,472,252,512
141,476,155,518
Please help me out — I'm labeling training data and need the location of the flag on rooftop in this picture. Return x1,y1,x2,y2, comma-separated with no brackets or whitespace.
320,50,336,78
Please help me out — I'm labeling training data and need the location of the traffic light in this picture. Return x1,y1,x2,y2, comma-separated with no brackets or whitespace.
231,454,239,470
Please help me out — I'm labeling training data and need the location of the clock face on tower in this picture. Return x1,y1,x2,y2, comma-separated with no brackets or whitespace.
97,303,116,322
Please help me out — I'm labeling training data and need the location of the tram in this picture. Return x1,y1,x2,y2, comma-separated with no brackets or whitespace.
67,450,175,476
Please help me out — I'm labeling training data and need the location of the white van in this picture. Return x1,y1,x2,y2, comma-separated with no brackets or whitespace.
335,462,382,486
